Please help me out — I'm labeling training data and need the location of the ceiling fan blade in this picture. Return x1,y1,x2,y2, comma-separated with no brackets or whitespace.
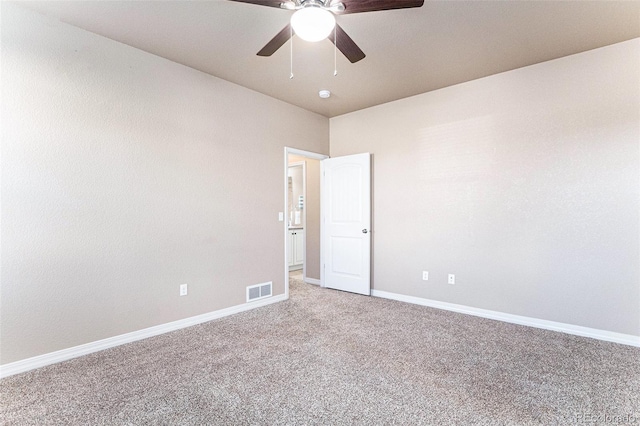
227,0,286,9
327,24,365,63
337,0,424,14
257,24,292,56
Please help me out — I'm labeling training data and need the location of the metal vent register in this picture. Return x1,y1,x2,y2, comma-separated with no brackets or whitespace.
246,282,272,302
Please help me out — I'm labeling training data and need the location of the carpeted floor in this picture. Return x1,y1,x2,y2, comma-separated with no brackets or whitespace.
1,278,639,425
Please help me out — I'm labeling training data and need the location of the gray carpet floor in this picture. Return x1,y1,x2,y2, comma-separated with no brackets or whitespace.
1,278,639,425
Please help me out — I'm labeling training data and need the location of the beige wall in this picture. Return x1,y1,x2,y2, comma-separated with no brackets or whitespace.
288,155,321,281
0,4,329,364
331,39,640,336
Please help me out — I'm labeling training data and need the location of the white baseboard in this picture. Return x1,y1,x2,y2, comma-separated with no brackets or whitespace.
0,294,287,379
371,289,640,348
305,277,321,285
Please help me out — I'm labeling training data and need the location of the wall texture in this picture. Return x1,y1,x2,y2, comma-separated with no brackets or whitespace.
331,39,640,336
1,4,329,364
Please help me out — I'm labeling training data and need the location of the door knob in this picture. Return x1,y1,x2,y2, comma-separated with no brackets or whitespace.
362,229,368,234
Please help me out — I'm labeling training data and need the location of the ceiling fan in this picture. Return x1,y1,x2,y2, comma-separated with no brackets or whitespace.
228,0,425,63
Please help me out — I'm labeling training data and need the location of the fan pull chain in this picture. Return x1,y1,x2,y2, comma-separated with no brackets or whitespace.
290,26,294,79
333,25,338,76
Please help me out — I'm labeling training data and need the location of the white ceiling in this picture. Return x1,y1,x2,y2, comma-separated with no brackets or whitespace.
16,0,640,118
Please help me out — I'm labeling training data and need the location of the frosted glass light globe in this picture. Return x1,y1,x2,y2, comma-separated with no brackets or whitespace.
290,7,336,42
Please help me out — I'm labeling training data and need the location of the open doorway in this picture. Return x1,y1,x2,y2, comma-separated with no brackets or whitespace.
284,148,328,298
287,160,305,279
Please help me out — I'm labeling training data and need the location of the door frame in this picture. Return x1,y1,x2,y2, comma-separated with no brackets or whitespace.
284,147,329,299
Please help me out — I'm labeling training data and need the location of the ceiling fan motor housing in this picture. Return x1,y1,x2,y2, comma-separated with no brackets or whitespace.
281,1,345,13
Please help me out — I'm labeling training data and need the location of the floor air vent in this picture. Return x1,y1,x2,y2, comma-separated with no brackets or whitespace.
246,282,272,302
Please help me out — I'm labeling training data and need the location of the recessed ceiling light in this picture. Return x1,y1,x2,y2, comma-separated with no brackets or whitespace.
319,90,331,99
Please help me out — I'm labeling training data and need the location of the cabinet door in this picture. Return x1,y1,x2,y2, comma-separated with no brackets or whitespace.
293,231,304,266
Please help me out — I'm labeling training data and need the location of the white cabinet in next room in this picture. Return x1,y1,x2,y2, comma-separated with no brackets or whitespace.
288,229,304,271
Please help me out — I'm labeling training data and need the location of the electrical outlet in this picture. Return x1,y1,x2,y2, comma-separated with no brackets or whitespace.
422,271,429,281
448,274,455,285
180,283,188,296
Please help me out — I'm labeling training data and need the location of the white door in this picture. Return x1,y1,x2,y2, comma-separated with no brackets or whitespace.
322,153,371,295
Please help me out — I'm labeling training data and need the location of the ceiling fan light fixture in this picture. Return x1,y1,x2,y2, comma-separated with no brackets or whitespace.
290,6,336,42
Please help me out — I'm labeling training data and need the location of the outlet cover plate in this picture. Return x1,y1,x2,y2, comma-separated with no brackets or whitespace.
180,283,188,296
448,274,455,285
422,271,429,281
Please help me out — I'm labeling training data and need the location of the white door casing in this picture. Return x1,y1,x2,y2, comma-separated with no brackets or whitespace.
321,153,371,295
284,148,328,299
287,230,294,267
